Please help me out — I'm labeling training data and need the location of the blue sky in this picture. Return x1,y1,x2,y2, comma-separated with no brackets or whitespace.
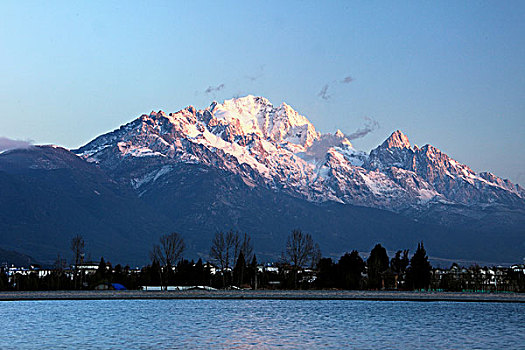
1,1,524,184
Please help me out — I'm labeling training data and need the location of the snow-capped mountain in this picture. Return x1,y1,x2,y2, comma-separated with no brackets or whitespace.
76,95,524,213
2,95,524,264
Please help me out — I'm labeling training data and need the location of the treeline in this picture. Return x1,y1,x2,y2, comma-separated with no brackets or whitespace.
1,229,524,292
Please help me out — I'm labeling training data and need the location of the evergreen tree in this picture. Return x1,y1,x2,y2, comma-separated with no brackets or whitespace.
316,258,336,288
239,233,254,263
406,242,432,290
338,251,366,290
401,250,409,272
195,258,205,285
113,264,123,284
53,253,67,290
390,249,410,289
150,259,163,287
164,261,176,286
233,251,246,286
0,267,9,291
249,255,258,289
367,244,389,289
96,257,106,280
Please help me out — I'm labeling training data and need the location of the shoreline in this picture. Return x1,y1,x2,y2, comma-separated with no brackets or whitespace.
1,290,524,303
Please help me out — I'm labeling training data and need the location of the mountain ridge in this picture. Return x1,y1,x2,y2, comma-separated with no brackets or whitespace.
75,95,524,212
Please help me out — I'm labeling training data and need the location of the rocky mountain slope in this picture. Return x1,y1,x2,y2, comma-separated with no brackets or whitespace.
76,95,524,214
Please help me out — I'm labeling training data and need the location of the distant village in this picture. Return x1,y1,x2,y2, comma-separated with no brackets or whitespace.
1,230,524,293
2,260,525,293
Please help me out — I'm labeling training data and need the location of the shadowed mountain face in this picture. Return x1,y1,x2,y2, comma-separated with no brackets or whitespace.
1,96,524,265
0,146,176,266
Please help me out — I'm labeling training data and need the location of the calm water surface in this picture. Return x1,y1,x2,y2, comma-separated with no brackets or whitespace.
1,299,523,349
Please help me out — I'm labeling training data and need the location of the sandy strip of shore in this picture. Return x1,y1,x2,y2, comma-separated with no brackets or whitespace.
0,290,523,303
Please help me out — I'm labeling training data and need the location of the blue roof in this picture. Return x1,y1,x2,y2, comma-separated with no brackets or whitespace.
111,283,127,290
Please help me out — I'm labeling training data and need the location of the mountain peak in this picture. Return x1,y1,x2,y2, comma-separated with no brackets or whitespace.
335,129,345,138
206,95,319,147
382,130,411,149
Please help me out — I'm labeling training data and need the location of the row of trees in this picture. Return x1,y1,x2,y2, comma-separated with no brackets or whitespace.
316,243,431,290
148,230,432,290
0,229,447,291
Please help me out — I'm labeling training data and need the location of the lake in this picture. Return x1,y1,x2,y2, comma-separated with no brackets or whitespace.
1,299,523,349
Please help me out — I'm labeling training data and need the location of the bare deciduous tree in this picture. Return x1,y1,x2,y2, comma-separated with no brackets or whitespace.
210,230,241,287
70,235,85,289
239,232,254,263
150,232,185,290
286,229,315,268
71,235,85,267
310,243,322,269
229,231,241,268
150,232,185,267
285,229,317,288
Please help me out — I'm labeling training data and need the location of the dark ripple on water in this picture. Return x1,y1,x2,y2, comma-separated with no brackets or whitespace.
0,299,523,349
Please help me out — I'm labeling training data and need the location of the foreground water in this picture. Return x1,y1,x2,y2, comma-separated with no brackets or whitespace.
1,299,523,349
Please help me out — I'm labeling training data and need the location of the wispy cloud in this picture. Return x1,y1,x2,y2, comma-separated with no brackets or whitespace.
318,84,330,100
0,137,34,152
341,76,353,84
318,74,354,100
204,83,225,94
345,117,380,140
